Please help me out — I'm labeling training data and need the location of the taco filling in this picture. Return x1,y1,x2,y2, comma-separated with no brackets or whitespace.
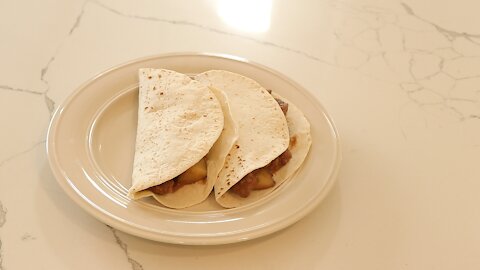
148,157,207,195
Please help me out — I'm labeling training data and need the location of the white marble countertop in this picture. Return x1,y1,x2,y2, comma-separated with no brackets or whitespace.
1,0,480,269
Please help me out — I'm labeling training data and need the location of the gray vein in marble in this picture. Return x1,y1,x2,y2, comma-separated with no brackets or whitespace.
407,55,416,80
334,0,480,122
332,1,480,121
401,3,480,40
0,202,6,228
441,71,457,80
446,104,466,119
467,37,480,48
0,141,45,168
69,2,87,35
92,0,336,67
0,201,6,270
41,1,87,86
41,1,88,118
401,30,407,51
449,97,478,103
44,94,56,116
0,85,42,95
0,239,4,270
21,234,36,241
107,226,143,270
398,101,411,140
446,73,480,80
40,49,60,118
40,57,54,87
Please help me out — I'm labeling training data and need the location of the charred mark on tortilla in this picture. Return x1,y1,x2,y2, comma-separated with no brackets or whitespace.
290,136,297,149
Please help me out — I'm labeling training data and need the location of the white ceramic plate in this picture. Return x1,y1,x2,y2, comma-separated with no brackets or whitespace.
46,53,341,245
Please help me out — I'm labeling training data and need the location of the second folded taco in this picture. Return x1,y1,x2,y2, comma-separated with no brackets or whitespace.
195,70,311,208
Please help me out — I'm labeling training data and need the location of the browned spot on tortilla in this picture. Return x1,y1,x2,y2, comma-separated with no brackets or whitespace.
148,76,152,79
160,92,164,95
290,136,297,149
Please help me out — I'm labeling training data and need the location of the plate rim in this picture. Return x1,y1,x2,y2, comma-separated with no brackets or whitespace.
46,52,342,245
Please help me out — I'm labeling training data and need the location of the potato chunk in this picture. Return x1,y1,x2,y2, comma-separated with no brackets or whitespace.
177,158,207,184
253,169,275,190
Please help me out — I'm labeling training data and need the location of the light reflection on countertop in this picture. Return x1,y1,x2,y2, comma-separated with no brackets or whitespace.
217,0,272,33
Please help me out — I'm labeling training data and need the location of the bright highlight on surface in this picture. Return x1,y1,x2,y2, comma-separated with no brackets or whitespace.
217,0,272,33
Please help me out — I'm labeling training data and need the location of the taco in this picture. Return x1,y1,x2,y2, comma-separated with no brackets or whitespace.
128,68,237,209
195,70,311,208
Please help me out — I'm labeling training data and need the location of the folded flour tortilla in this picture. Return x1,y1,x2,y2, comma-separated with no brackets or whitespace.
128,68,236,209
196,70,312,208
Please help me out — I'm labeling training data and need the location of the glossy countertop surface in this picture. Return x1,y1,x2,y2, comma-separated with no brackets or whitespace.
1,0,480,269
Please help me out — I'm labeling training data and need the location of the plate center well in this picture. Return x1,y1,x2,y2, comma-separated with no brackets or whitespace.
90,87,138,194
